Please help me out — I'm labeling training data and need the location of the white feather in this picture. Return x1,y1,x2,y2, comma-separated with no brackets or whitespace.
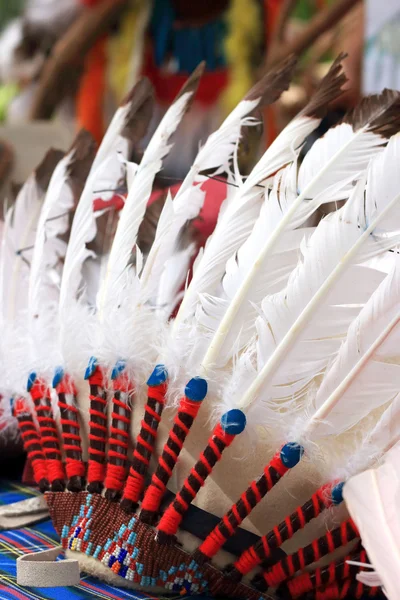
107,80,270,327
312,262,400,438
172,182,263,331
99,90,194,315
139,187,203,306
58,92,151,370
239,54,347,193
0,176,43,323
0,169,53,398
343,442,400,600
59,96,140,315
172,94,339,331
196,226,315,364
29,153,75,328
198,113,398,378
156,245,195,318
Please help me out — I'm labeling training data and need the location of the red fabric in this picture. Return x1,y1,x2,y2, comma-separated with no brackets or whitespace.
142,46,229,107
93,178,226,250
149,179,227,246
79,0,102,6
93,194,125,212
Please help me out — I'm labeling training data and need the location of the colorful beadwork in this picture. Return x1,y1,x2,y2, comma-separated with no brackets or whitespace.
61,493,209,594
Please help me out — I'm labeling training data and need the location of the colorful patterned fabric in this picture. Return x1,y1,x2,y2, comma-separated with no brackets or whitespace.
0,481,211,600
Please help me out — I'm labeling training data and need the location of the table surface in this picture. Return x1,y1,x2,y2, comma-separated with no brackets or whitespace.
0,481,186,600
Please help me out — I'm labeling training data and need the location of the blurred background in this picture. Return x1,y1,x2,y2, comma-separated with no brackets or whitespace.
0,0,398,191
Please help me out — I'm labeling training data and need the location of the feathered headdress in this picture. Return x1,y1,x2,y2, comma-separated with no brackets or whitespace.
3,55,400,600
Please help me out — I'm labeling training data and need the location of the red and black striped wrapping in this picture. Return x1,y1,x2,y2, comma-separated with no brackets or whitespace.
255,518,359,590
122,364,167,512
140,375,207,524
233,481,344,576
28,372,65,490
53,368,85,491
85,357,108,494
315,579,380,600
13,396,48,491
195,442,304,563
282,547,365,598
157,409,246,540
105,363,133,500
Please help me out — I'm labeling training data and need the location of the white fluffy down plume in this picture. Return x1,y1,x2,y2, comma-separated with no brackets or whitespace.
97,253,161,389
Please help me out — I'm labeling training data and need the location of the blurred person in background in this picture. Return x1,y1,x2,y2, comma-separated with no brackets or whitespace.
0,0,268,177
363,0,400,93
0,0,397,182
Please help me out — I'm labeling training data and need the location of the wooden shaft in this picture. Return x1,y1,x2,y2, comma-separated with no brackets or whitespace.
30,0,128,120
